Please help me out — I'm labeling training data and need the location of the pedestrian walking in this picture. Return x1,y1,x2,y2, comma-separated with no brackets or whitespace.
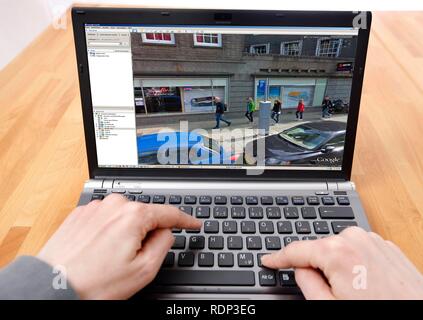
271,99,282,123
322,96,332,119
296,99,305,120
213,97,231,129
245,97,255,123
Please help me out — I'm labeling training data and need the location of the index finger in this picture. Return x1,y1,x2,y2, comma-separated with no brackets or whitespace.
141,204,202,231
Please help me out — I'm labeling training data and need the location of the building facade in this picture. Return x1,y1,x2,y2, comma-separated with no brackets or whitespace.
131,32,356,119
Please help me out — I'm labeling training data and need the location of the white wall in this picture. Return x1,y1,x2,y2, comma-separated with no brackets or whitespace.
0,0,72,70
1,0,423,70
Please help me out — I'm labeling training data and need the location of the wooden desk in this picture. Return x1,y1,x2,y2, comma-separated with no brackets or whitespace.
0,11,422,271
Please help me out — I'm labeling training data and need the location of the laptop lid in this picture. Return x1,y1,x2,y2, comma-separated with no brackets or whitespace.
72,8,371,181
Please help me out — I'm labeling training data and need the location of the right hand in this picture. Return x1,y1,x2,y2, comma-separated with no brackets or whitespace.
261,227,423,299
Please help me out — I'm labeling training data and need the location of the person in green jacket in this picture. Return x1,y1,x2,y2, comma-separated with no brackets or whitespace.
245,97,255,123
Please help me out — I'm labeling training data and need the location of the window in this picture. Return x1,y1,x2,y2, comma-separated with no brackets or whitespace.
250,43,270,54
141,33,175,44
316,38,343,57
193,33,222,47
280,41,303,56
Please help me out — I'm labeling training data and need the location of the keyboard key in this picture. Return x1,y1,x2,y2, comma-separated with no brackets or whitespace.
246,236,262,250
246,196,258,205
319,206,354,219
231,207,246,219
257,253,265,267
241,221,256,234
195,206,210,218
208,236,224,249
259,270,276,286
284,207,299,219
172,228,182,233
291,196,304,205
199,195,212,204
265,236,281,250
306,196,320,205
332,221,358,234
162,252,174,267
321,196,335,205
218,253,234,267
231,196,243,205
128,189,142,194
169,195,182,204
301,207,317,219
249,207,263,219
275,196,289,205
284,236,299,246
184,195,197,204
189,236,205,249
213,206,228,218
198,252,214,267
178,252,195,267
93,189,107,194
214,196,227,205
313,221,329,234
315,191,329,195
259,221,274,234
91,194,104,201
337,196,350,205
266,207,281,219
222,221,237,233
155,270,255,286
204,220,219,233
302,236,317,240
261,196,273,205
295,221,311,234
186,228,200,234
153,195,166,204
279,270,296,286
137,195,150,203
238,253,254,267
124,194,135,201
179,206,193,215
111,189,126,194
227,236,243,250
172,236,186,249
277,221,293,234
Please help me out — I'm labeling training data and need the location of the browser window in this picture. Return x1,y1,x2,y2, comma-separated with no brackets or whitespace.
85,24,359,170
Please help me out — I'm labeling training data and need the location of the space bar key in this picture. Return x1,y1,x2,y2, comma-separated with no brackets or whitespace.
155,270,256,286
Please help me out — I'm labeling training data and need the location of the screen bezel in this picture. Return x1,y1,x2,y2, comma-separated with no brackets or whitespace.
72,8,371,181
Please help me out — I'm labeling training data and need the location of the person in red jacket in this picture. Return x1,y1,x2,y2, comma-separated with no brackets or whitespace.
296,98,305,120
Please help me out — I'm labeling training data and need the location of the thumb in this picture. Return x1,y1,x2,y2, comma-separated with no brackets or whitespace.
295,268,335,300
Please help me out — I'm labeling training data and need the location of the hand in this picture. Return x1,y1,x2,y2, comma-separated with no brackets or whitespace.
37,194,201,299
261,227,423,300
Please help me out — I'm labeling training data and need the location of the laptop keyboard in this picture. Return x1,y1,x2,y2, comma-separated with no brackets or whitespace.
88,190,358,294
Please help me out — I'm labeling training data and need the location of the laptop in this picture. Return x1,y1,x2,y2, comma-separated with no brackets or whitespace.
72,8,372,299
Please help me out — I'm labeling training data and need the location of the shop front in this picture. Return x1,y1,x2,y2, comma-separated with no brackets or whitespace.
133,78,229,115
255,78,328,109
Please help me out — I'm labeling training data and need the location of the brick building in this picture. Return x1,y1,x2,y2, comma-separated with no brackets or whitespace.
131,32,356,121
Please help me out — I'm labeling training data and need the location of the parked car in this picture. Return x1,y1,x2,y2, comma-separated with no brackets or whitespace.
244,121,346,166
137,132,238,165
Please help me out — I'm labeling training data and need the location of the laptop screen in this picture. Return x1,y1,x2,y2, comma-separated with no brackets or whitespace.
84,24,359,171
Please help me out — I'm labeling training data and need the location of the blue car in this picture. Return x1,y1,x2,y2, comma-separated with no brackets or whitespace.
137,132,238,165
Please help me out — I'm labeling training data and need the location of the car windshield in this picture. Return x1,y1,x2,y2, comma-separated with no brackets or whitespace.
279,125,331,150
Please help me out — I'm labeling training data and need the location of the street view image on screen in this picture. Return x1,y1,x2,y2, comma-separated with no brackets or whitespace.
85,24,358,170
